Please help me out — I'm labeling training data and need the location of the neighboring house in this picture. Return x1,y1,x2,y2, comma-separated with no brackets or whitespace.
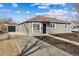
5,23,17,32
0,23,17,32
18,16,71,36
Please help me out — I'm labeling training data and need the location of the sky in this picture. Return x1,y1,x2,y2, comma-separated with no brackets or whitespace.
0,3,77,23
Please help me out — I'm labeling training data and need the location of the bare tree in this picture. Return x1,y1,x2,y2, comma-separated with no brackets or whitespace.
2,17,15,24
18,39,47,56
72,3,79,22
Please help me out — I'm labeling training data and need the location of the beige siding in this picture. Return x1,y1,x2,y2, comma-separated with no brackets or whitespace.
47,23,71,34
18,22,71,36
29,22,42,36
18,23,29,35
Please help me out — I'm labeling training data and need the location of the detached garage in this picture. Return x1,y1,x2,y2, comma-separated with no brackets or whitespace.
8,26,16,32
5,23,17,32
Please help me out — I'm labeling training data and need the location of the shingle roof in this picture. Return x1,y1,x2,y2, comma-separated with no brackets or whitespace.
19,16,71,25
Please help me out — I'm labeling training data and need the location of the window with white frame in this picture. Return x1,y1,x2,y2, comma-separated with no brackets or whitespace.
33,23,40,30
47,23,50,27
50,23,56,28
65,24,68,28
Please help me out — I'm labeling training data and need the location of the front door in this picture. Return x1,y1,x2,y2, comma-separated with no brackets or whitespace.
43,23,46,34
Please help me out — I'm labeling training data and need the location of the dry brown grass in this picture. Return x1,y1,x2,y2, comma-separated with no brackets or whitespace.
0,32,19,56
35,35,79,55
52,33,79,42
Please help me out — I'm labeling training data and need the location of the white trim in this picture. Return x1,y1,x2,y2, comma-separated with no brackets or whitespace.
50,23,56,28
7,25,16,32
7,25,8,32
40,23,41,33
65,24,70,29
29,22,30,35
32,22,33,33
32,22,41,33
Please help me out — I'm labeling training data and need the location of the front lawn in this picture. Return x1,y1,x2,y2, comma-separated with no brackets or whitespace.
35,35,79,56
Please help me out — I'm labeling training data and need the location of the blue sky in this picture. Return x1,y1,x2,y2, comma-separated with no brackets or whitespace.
0,3,76,23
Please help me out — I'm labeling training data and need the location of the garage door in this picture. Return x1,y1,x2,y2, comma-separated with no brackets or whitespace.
8,26,16,32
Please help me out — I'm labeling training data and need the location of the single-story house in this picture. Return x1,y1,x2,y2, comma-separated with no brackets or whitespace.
18,16,71,36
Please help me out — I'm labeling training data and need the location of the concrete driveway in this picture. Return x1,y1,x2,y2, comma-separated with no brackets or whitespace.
10,32,71,56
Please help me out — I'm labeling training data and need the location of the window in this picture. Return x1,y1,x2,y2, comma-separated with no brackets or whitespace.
33,23,40,30
47,23,50,27
8,26,16,32
77,26,79,28
65,24,68,28
51,23,55,28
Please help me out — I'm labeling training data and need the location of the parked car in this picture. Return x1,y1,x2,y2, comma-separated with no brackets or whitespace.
71,25,79,32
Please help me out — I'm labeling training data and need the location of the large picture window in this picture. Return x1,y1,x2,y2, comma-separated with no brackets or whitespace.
33,23,40,30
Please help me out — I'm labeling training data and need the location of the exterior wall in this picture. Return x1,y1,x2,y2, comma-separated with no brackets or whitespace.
18,23,29,35
47,23,71,34
29,22,71,36
0,24,5,32
29,22,42,36
18,22,71,36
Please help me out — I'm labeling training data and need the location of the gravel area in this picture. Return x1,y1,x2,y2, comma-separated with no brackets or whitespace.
35,35,79,56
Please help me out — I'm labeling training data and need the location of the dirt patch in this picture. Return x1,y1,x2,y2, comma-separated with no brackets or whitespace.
35,35,79,56
0,33,19,56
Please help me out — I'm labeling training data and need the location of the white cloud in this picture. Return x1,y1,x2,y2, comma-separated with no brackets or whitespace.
59,3,66,6
0,4,3,7
26,11,30,13
71,11,78,16
62,3,66,6
36,9,67,16
16,10,21,13
31,3,40,6
0,9,11,13
31,3,66,8
49,9,67,15
12,3,18,7
31,3,66,6
31,3,50,9
38,6,50,9
35,9,69,20
4,9,11,13
35,12,48,15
